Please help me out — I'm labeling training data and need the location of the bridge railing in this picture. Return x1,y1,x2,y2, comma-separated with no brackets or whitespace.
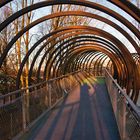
0,70,82,140
105,69,140,140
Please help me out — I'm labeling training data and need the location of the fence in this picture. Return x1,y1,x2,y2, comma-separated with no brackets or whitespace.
0,70,81,140
105,69,140,140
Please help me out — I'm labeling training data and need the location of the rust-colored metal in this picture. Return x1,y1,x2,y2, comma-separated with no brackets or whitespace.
62,46,120,75
0,0,139,102
0,0,12,8
0,0,139,40
0,11,139,68
45,37,125,81
54,45,123,81
108,0,140,23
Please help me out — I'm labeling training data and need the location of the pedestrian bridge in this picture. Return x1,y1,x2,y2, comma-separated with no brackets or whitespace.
0,69,140,140
20,74,120,140
0,0,140,140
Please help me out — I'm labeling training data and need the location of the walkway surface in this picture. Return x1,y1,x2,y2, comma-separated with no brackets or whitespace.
21,76,120,140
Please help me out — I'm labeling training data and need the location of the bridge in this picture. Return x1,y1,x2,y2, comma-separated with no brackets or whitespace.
0,0,140,140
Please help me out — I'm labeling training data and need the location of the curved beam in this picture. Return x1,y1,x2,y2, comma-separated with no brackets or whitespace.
0,0,139,41
0,11,139,68
108,0,140,23
43,37,125,81
53,45,123,83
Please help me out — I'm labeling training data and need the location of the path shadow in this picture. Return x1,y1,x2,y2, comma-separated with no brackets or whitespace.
22,76,120,140
69,83,96,140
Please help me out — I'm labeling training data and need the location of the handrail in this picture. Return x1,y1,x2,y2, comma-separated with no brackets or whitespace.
105,69,140,119
0,67,84,140
1,68,139,140
0,69,82,100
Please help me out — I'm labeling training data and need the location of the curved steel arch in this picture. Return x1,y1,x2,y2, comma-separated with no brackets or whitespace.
0,12,138,92
81,52,98,70
108,0,140,23
0,0,139,40
28,33,124,83
44,38,127,89
43,37,125,81
48,41,135,99
41,29,132,76
36,35,122,80
11,25,138,101
15,31,113,87
0,0,12,8
53,43,123,87
0,0,139,101
89,52,104,71
59,46,121,76
14,25,140,85
1,0,139,23
52,43,122,80
81,53,107,76
98,55,109,75
53,48,106,77
0,10,139,68
19,31,121,86
46,33,132,81
93,53,106,73
77,52,94,70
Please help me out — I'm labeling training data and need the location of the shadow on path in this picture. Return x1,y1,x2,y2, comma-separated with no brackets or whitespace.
21,77,120,140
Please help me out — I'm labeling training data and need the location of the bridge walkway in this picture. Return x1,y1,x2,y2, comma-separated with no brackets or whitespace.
21,76,120,140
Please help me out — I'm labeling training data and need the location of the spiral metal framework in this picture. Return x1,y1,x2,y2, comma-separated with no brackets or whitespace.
0,0,140,103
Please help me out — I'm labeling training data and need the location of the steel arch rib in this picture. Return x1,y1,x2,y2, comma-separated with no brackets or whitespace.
0,11,139,68
0,0,139,40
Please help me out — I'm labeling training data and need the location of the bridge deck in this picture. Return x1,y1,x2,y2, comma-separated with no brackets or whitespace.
21,77,120,140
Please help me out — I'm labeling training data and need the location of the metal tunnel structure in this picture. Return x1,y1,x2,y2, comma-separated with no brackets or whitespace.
0,0,140,104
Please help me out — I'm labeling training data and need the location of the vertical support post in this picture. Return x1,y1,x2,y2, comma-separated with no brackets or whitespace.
69,76,72,90
48,82,51,107
113,80,117,117
22,90,26,131
108,76,112,96
122,89,126,140
62,78,65,96
26,88,30,125
40,84,42,95
35,86,37,95
119,88,126,140
113,87,117,117
45,83,48,106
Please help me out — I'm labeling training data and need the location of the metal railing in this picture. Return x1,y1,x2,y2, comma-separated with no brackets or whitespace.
105,69,140,140
1,68,139,140
0,70,82,140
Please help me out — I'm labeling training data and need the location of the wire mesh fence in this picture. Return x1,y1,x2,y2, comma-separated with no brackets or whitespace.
0,97,23,140
105,69,140,140
0,71,80,140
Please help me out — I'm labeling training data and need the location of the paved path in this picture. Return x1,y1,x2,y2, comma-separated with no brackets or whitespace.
21,76,120,140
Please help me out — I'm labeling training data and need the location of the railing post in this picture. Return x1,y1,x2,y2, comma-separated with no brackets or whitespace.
113,80,117,117
26,88,30,125
122,89,126,140
119,88,126,140
62,78,66,96
45,83,48,106
35,86,38,95
22,90,27,131
48,82,52,107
